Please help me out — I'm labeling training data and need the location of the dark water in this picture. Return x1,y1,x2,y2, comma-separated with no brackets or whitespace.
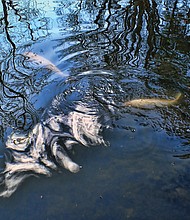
0,0,190,219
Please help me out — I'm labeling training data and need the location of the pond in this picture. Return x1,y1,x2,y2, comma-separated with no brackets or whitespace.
0,0,190,219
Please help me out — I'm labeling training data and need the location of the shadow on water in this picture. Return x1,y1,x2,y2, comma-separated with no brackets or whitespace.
0,0,190,219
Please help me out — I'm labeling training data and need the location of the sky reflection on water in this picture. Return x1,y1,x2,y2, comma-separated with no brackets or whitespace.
0,0,190,219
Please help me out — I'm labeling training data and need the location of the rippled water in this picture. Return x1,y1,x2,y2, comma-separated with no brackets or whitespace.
0,0,190,219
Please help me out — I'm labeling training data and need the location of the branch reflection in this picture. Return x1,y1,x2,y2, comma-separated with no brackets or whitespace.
0,0,189,197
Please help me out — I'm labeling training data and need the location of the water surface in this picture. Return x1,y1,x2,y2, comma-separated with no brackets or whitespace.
0,0,190,219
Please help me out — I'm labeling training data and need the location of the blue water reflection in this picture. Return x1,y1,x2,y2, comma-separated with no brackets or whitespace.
0,0,190,219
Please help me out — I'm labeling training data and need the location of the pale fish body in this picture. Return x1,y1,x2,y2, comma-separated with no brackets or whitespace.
124,92,182,109
23,52,64,76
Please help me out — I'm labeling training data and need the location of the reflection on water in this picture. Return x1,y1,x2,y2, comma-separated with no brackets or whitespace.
0,0,190,218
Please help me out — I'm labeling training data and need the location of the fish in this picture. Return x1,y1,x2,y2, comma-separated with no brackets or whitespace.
23,52,64,76
124,92,182,109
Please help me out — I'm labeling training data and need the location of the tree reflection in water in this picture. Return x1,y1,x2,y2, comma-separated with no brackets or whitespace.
0,0,189,197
